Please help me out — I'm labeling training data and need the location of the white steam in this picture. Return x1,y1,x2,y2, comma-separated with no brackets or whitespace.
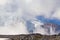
0,0,29,35
0,38,9,40
24,0,60,35
32,20,57,35
32,20,47,35
0,0,60,35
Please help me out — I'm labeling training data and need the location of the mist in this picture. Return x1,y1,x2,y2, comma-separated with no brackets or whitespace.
24,0,60,35
0,0,60,35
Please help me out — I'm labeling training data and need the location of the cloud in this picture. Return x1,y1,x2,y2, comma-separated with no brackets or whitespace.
0,0,29,35
32,20,47,35
0,0,60,35
52,8,60,19
24,0,58,18
0,21,29,35
24,0,60,35
0,0,8,5
32,20,60,35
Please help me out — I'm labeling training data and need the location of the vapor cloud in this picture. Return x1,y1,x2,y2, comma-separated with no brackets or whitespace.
0,0,60,35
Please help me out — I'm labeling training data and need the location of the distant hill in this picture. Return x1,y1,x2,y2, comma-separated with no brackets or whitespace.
0,33,60,40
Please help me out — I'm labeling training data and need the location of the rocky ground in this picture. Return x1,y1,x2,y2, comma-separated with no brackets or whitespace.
0,33,60,40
